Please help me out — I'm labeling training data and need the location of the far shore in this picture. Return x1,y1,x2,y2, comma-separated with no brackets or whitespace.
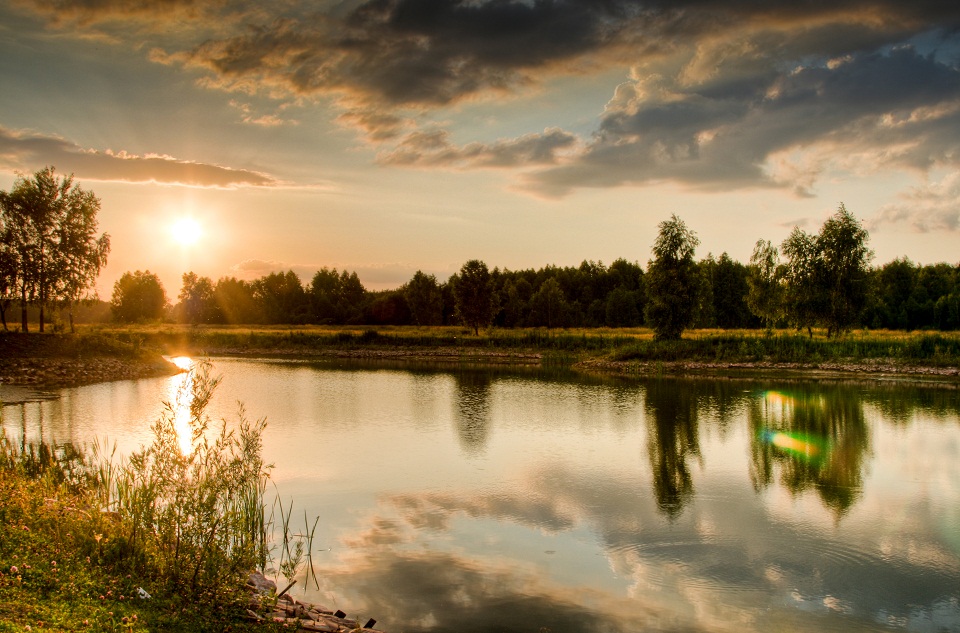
3,326,960,389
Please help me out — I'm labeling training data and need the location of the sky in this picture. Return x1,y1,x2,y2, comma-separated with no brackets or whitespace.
1,0,959,297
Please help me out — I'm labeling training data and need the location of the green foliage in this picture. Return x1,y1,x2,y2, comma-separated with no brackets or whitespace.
404,270,443,325
454,259,496,335
177,272,216,324
817,203,873,336
747,239,783,331
0,166,109,333
645,215,701,340
111,270,167,323
108,362,271,595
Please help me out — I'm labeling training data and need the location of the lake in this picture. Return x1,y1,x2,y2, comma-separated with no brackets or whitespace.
3,358,959,633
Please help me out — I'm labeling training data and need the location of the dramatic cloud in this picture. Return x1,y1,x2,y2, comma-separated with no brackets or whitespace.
524,45,960,196
378,127,579,169
0,126,280,188
15,0,960,196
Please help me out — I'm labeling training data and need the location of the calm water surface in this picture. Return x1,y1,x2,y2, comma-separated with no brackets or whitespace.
3,358,959,633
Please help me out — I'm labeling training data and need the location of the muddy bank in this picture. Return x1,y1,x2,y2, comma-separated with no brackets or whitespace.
575,357,960,382
0,333,183,387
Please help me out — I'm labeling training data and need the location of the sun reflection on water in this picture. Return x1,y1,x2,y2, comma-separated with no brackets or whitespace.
168,356,195,455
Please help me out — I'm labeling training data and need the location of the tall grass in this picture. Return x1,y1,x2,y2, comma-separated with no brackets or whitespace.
100,361,273,598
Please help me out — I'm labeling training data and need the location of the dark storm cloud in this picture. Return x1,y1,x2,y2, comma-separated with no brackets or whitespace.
0,126,280,187
18,0,960,197
525,45,960,197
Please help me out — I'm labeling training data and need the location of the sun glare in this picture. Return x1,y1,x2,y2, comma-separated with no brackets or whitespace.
171,218,203,246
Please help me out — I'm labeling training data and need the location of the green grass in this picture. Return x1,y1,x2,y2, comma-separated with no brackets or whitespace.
0,362,296,632
74,324,960,368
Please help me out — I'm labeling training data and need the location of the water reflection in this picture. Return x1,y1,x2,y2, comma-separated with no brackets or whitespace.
167,356,196,455
749,384,869,516
643,380,702,518
453,370,493,456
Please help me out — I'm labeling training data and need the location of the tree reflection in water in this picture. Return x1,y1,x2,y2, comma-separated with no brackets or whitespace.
749,384,869,517
643,379,702,519
453,369,493,457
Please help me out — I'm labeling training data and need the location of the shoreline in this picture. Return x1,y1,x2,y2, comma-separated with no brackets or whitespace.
2,334,959,389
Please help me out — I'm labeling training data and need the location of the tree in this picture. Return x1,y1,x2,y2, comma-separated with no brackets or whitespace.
454,259,495,335
0,209,18,330
645,215,701,340
213,277,259,324
529,277,567,328
404,270,443,325
178,272,216,324
817,203,873,336
780,226,823,337
111,270,167,322
54,188,110,332
747,239,783,332
253,271,307,324
1,167,109,332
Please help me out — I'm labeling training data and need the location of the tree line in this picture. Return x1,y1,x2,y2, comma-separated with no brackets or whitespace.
3,168,958,338
111,206,959,339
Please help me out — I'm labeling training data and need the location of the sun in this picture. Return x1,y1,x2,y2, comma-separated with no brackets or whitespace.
171,218,202,246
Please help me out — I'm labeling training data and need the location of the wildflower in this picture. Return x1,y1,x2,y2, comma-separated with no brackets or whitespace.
9,566,18,574
83,620,89,626
99,595,104,601
50,561,56,567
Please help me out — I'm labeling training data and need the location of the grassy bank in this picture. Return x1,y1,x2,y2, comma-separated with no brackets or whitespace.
76,324,960,372
0,363,293,632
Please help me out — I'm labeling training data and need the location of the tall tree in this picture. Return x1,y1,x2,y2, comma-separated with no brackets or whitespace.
529,277,567,328
0,207,18,330
780,226,823,337
404,270,443,326
178,272,216,324
111,270,167,323
454,259,495,335
747,239,783,332
2,167,108,332
817,203,873,336
54,188,110,332
645,215,701,341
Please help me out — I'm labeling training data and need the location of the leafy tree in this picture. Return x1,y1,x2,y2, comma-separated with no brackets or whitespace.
454,259,495,335
1,167,108,332
404,270,443,325
529,277,567,328
605,287,642,327
253,271,307,324
213,277,260,324
645,215,701,340
780,226,823,337
747,239,783,332
111,270,167,322
817,203,873,336
0,209,18,330
712,253,753,329
178,272,216,324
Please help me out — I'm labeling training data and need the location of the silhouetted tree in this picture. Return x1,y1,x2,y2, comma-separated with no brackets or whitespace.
253,271,307,324
213,277,259,324
111,270,167,322
178,272,216,324
454,259,495,335
404,270,442,325
529,277,567,328
645,215,701,340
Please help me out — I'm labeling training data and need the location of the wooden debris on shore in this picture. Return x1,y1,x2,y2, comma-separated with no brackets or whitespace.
246,571,382,632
